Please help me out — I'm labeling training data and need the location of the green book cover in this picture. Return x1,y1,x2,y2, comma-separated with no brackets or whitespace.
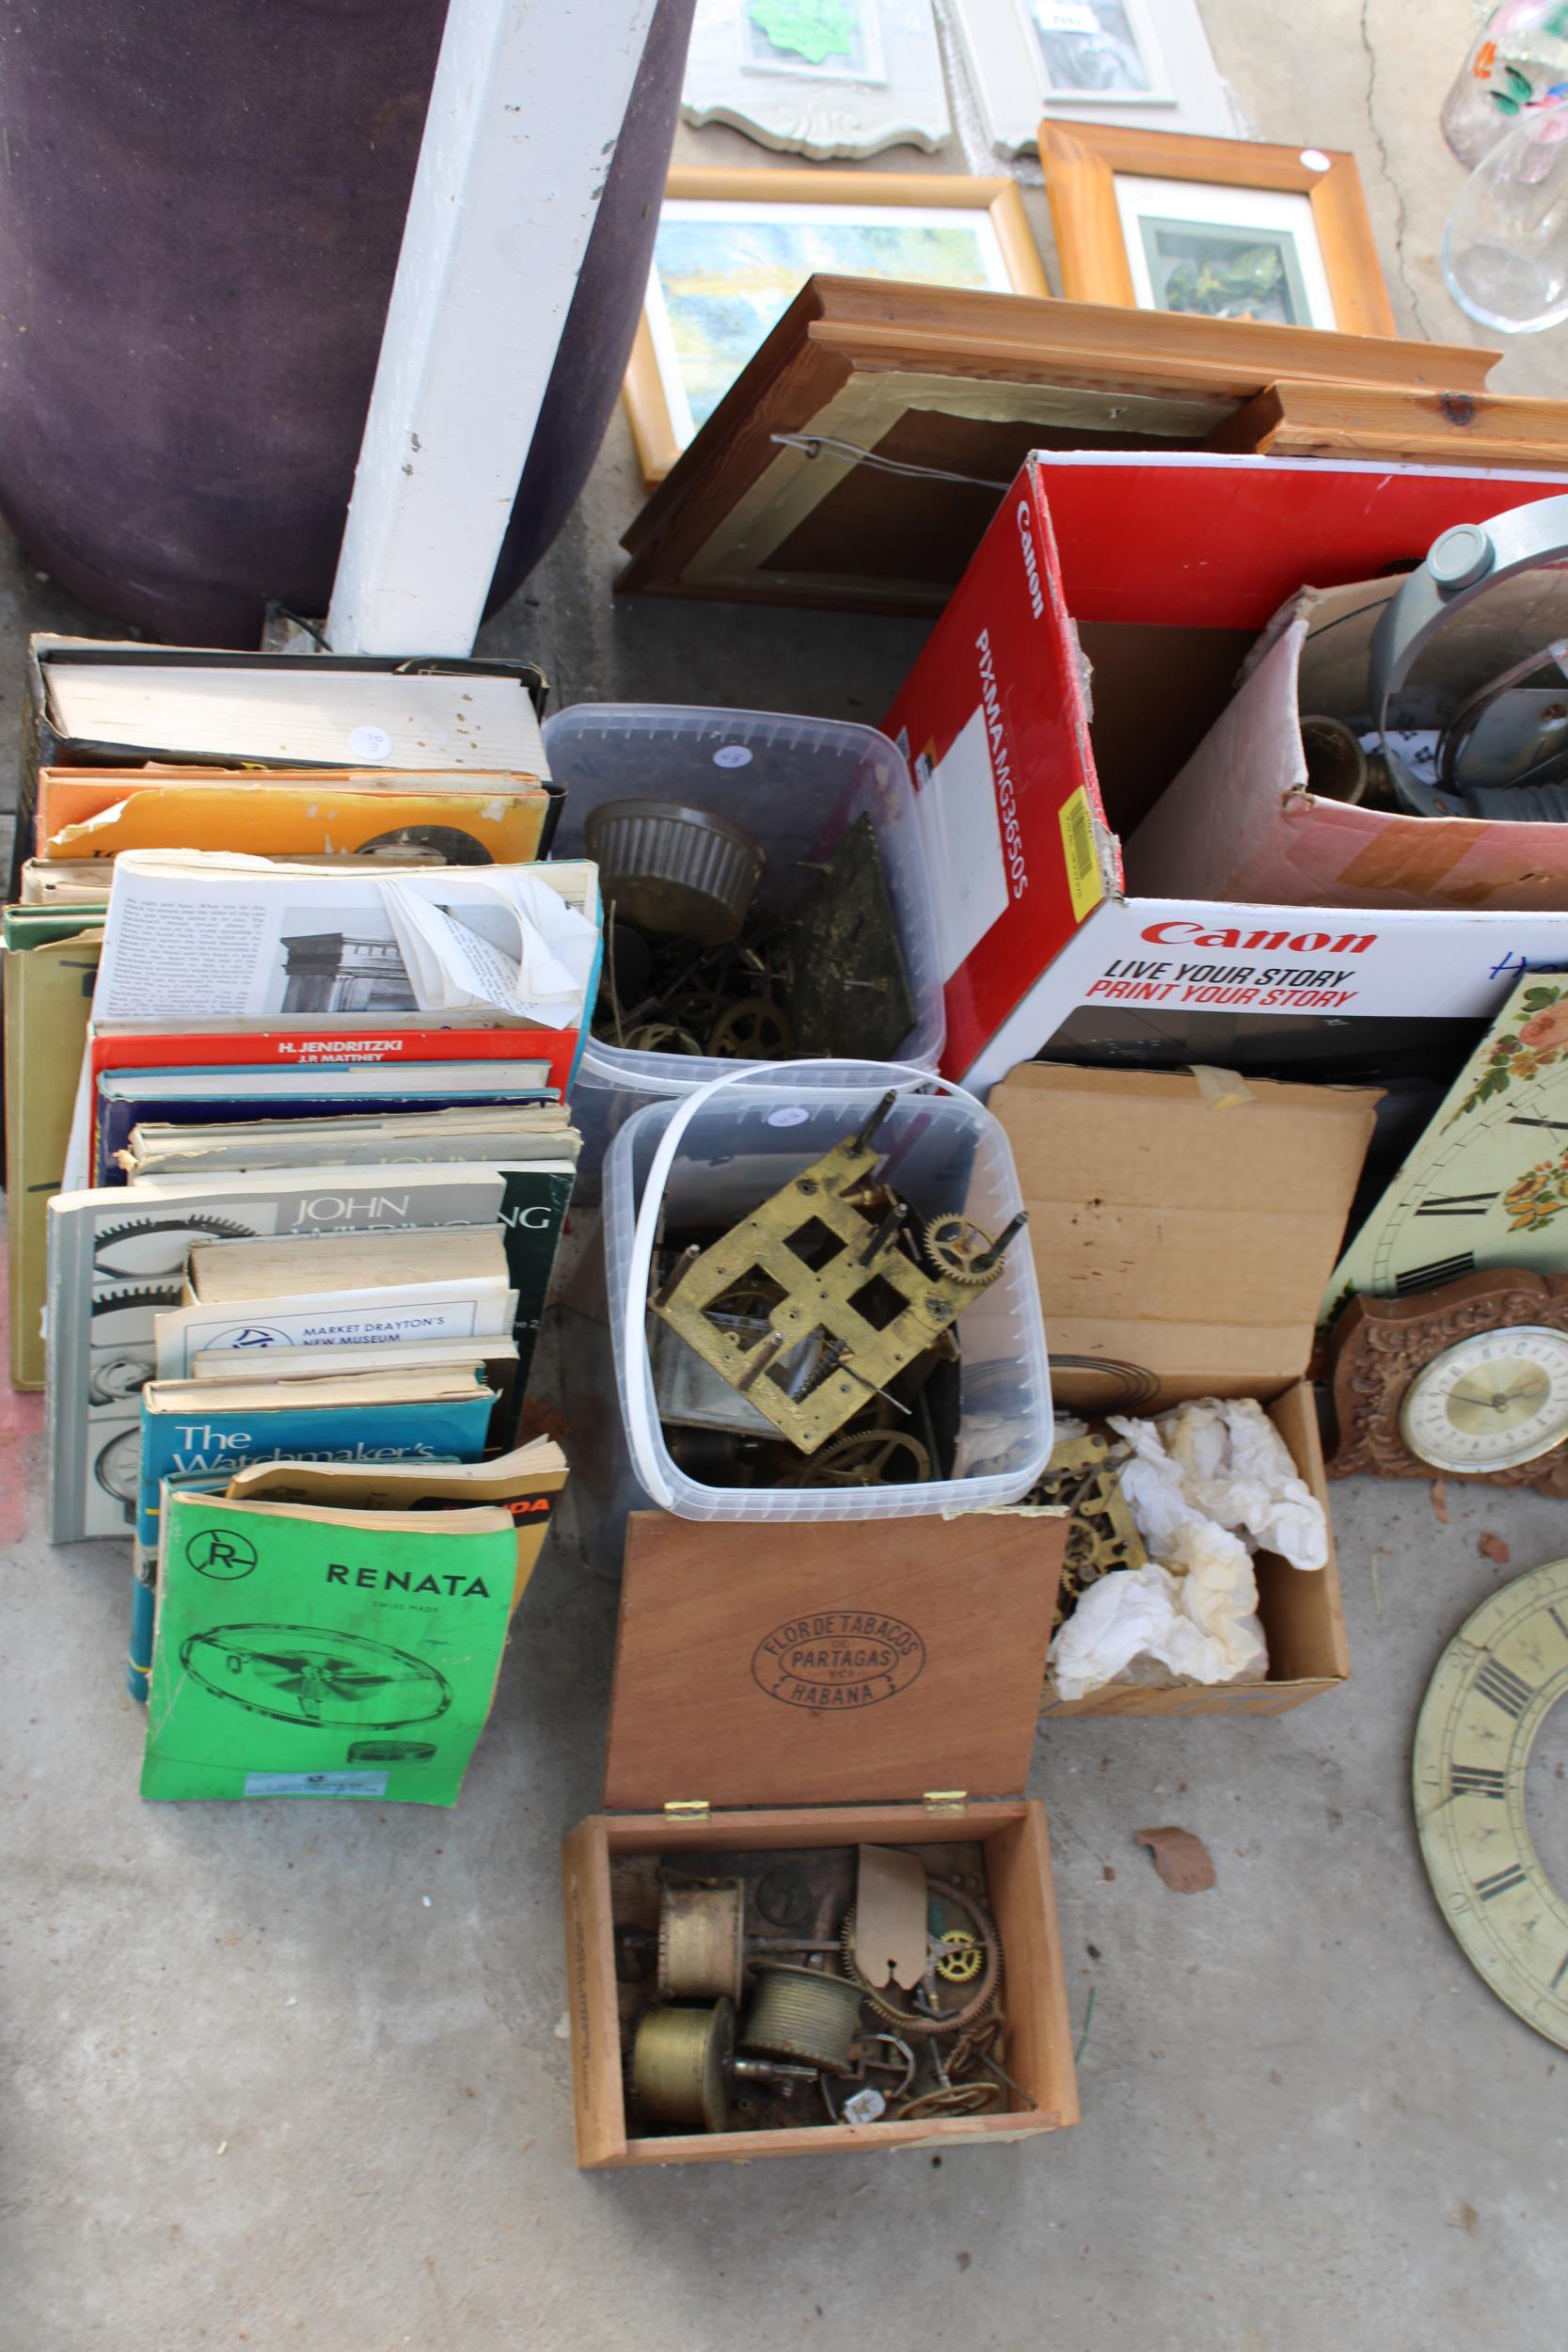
141,1490,517,1807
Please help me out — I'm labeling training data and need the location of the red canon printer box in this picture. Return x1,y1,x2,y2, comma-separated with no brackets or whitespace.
883,451,1568,1094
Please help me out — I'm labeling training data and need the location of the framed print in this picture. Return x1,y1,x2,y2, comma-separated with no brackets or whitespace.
951,0,1235,155
681,0,953,159
1026,0,1168,102
623,169,1049,482
1040,125,1397,337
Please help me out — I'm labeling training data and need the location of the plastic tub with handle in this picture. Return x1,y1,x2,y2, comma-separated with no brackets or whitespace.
602,1062,1052,1523
543,704,945,1187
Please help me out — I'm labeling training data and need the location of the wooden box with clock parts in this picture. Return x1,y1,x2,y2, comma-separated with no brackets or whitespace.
560,1511,1079,2167
991,1062,1382,1718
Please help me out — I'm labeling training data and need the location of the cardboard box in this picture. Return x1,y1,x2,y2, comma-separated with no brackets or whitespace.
881,452,1568,1094
562,1511,1079,2166
1126,567,1568,913
990,1063,1373,1717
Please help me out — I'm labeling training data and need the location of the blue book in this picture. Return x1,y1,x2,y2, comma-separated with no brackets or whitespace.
130,1374,495,1703
94,1068,559,1185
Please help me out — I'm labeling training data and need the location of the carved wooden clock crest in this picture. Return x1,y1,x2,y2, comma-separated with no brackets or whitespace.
1326,1268,1568,1493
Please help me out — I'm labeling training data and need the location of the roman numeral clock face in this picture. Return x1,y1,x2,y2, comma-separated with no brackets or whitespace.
1415,1560,1568,2051
1328,979,1568,1311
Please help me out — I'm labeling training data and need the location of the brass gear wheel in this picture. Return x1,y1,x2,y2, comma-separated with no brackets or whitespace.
791,1428,931,1487
706,996,795,1060
922,1214,1002,1286
935,1931,983,1985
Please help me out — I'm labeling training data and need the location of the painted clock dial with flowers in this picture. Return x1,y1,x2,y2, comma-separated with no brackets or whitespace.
1326,977,1568,1315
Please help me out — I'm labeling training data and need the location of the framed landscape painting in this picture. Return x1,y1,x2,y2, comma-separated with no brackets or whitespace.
623,168,1048,481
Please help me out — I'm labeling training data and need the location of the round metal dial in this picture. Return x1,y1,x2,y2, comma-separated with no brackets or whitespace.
1398,1324,1568,1471
1414,1558,1568,2052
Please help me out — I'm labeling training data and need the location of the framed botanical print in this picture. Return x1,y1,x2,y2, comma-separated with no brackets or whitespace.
951,0,1236,155
681,0,953,159
623,169,1049,482
1040,125,1397,338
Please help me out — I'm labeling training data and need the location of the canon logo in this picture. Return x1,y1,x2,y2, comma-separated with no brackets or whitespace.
1017,498,1044,620
1141,922,1377,954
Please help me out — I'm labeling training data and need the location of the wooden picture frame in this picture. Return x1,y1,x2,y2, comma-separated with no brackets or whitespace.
617,275,1497,612
1039,124,1397,339
623,168,1050,483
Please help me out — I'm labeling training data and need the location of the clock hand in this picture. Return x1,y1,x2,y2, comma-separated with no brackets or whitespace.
1448,1380,1520,1413
1449,1368,1551,1404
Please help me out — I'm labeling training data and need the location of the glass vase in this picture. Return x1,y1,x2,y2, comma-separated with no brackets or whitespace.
1442,1,1568,168
1443,103,1568,330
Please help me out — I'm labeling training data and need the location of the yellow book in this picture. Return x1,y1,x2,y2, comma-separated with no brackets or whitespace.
37,775,552,864
224,1438,568,1611
3,919,103,1386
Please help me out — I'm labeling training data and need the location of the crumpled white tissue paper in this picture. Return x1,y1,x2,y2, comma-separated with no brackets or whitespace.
1115,1396,1328,1571
1049,1397,1328,1703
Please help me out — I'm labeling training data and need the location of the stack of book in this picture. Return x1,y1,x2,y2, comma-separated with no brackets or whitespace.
3,639,593,1795
140,1438,568,1807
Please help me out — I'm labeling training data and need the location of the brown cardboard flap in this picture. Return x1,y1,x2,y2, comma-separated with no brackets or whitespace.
991,1066,1378,1395
603,1512,1065,1811
1256,1383,1350,1683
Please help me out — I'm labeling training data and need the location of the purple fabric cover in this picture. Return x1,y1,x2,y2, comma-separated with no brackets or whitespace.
0,0,691,647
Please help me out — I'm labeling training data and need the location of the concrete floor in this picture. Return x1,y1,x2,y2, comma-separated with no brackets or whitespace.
8,4,1568,2346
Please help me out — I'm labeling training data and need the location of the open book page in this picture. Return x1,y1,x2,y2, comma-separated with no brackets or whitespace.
92,852,600,1027
379,868,597,1023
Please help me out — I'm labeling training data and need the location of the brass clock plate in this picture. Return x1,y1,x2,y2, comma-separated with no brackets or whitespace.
649,1098,1011,1454
1326,1268,1568,1494
1415,1558,1568,2054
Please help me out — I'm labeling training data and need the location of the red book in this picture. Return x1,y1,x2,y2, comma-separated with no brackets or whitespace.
90,1021,577,1082
86,1022,579,1164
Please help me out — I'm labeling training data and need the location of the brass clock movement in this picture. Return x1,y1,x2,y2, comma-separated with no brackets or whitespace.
1415,1558,1568,2054
1326,1268,1568,1493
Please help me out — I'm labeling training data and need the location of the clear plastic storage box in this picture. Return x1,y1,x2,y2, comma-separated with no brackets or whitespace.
602,1074,1052,1523
543,705,945,1185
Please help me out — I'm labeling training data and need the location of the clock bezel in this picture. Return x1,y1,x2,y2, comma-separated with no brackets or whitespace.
1397,1322,1568,1473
